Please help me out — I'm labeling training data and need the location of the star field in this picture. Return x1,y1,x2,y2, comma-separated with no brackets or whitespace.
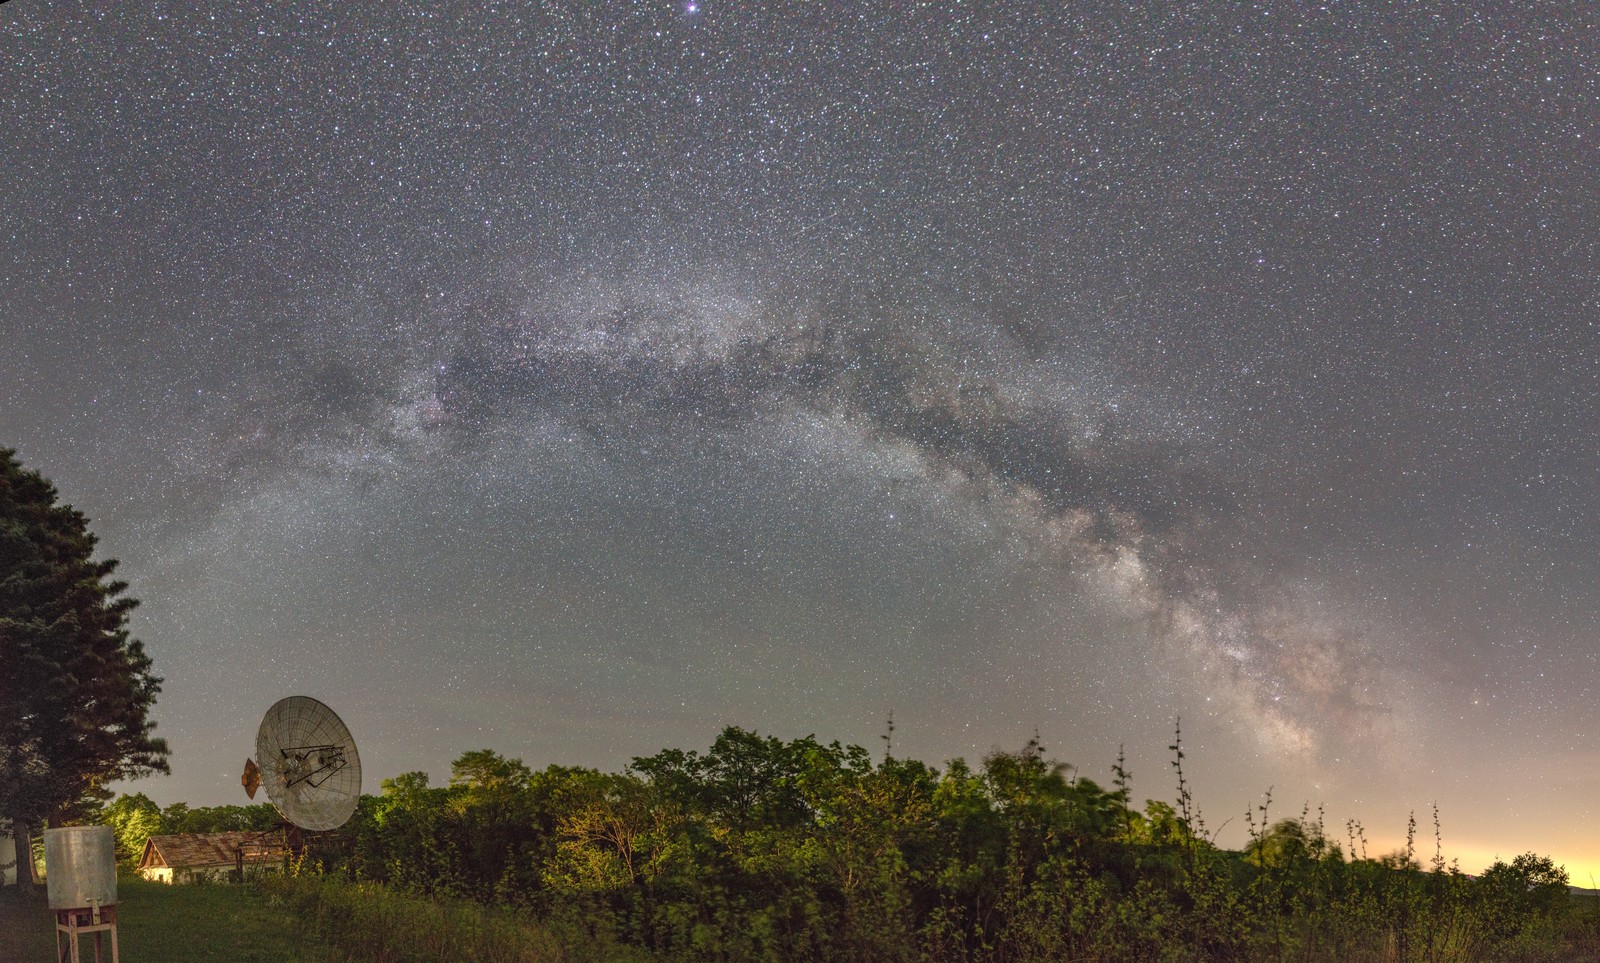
2,2,1598,875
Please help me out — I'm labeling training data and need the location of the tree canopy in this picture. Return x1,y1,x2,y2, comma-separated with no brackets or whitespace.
0,448,170,885
193,728,1586,961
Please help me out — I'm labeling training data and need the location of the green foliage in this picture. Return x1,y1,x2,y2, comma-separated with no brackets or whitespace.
95,792,281,869
137,727,1596,962
1479,852,1572,942
103,791,164,866
1,449,170,888
162,801,282,835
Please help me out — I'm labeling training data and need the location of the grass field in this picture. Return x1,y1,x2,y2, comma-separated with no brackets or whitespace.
0,877,343,963
1,875,622,963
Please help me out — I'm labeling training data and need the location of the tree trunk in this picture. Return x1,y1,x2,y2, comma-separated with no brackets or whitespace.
10,820,34,895
0,822,13,888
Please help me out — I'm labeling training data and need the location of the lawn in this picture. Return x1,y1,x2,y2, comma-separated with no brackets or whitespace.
0,876,342,963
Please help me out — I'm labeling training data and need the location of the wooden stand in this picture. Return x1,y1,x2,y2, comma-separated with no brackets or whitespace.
54,902,119,963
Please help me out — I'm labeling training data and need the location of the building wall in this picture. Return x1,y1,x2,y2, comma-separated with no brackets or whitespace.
141,864,235,884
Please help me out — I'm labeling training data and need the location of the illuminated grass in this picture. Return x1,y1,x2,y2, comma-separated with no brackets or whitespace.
0,876,341,963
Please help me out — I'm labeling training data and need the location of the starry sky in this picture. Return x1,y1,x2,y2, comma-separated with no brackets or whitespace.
2,2,1597,876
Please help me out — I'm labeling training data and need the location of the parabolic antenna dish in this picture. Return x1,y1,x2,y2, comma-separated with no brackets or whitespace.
256,696,362,832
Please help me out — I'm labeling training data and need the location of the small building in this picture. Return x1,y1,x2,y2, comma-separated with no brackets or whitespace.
137,832,283,883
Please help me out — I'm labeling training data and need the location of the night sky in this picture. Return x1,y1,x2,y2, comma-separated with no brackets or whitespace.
3,3,1597,876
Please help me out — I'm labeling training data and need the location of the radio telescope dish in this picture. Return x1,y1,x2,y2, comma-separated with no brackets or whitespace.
254,696,361,832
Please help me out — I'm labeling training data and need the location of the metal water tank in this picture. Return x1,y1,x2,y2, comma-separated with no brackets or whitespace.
43,826,118,910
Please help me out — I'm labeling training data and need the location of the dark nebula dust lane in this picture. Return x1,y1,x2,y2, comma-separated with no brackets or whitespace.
2,2,1597,874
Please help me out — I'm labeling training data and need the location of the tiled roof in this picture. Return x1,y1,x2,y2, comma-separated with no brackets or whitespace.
138,832,282,869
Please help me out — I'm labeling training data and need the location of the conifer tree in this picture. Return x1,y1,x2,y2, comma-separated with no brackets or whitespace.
0,449,170,890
